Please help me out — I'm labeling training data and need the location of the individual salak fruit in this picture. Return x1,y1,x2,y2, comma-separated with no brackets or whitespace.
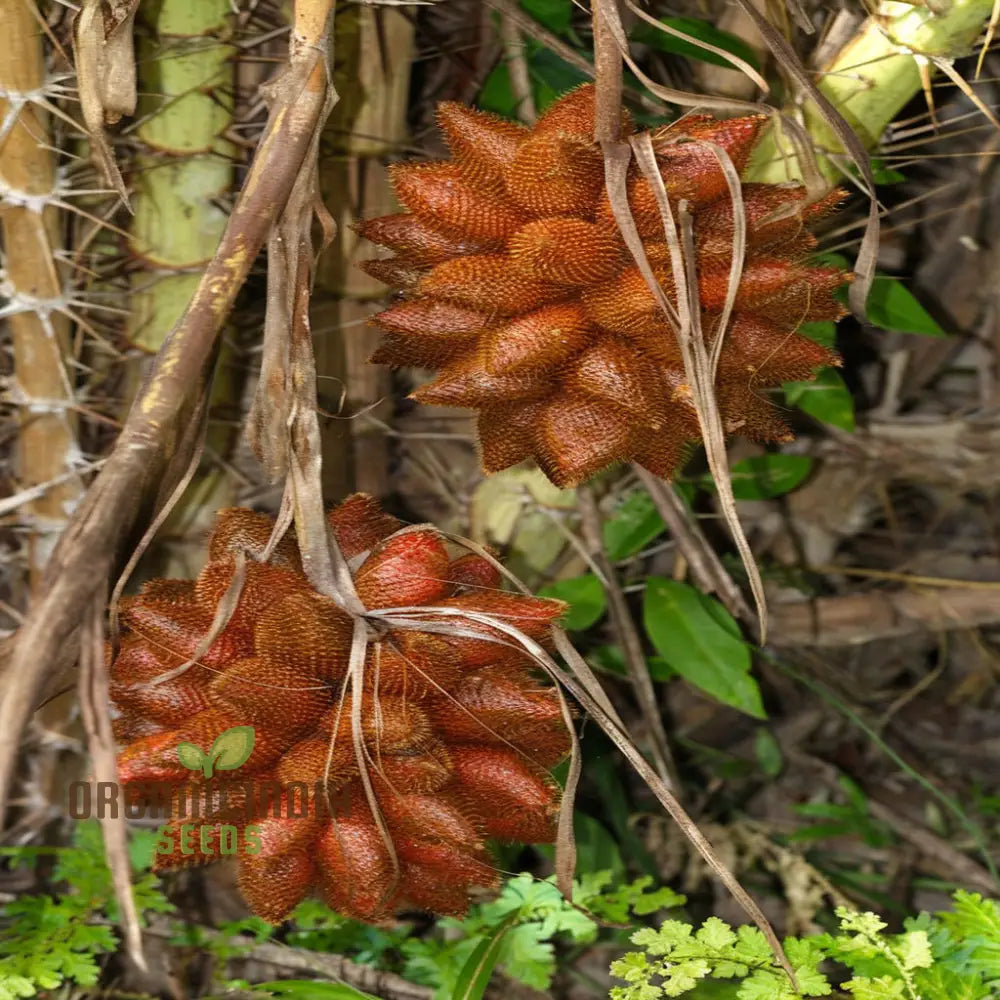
111,496,569,924
357,84,849,488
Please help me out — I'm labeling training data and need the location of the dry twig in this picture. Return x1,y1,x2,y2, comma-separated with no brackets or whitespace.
577,486,681,792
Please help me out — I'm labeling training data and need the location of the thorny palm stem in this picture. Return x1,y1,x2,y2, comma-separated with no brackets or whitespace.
749,0,997,184
127,0,239,573
0,0,337,822
0,0,84,587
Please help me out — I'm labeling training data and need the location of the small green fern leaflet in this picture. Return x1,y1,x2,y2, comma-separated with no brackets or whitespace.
610,891,1000,1000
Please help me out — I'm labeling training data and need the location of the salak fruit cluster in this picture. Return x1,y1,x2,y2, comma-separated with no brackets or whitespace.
111,495,569,923
358,84,848,488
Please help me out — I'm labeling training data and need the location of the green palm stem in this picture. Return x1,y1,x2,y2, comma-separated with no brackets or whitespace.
747,0,995,185
126,0,237,574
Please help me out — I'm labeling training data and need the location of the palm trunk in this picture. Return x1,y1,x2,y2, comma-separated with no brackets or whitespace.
126,0,237,573
0,0,84,589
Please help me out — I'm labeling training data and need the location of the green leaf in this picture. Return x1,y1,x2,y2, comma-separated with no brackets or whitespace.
604,490,667,560
696,916,737,950
870,158,906,185
521,0,573,35
723,454,813,500
572,814,626,882
478,39,589,119
737,972,802,999
451,914,519,1000
797,321,837,348
784,367,855,431
538,575,607,631
837,910,888,937
866,276,947,337
842,975,906,998
643,578,764,718
207,725,255,776
896,930,933,971
176,741,206,771
753,728,783,778
914,966,991,1000
256,981,380,1000
632,16,761,70
528,46,591,112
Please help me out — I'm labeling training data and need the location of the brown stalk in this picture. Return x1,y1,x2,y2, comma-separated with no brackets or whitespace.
0,0,84,589
634,466,754,626
73,0,138,201
497,0,537,123
587,0,793,983
0,0,338,821
78,571,146,971
592,0,624,146
577,486,681,793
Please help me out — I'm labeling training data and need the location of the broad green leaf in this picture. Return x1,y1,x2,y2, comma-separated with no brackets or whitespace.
722,454,813,501
207,725,256,776
573,814,626,882
451,913,520,1000
478,40,589,119
528,46,591,112
176,741,206,771
604,491,667,560
753,728,783,778
521,0,573,35
784,367,855,431
643,578,764,718
797,321,837,348
632,16,761,70
257,980,379,1000
477,63,519,120
538,574,607,631
866,277,947,337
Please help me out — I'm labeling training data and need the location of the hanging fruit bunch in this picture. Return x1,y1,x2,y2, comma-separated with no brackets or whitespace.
357,84,848,488
111,495,569,923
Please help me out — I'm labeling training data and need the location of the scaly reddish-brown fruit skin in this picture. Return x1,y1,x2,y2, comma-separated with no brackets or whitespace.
357,84,849,488
111,498,569,924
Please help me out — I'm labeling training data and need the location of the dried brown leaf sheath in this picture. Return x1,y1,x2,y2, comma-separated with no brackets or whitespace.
358,84,849,488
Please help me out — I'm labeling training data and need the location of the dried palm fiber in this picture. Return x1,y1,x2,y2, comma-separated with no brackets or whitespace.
112,494,569,923
357,84,849,488
311,2,414,499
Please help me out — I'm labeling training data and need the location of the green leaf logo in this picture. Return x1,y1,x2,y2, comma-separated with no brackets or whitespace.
175,726,255,778
176,742,207,772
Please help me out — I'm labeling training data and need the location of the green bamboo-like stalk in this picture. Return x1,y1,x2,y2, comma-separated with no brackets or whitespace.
0,0,84,588
127,0,237,572
748,0,994,183
128,0,234,349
